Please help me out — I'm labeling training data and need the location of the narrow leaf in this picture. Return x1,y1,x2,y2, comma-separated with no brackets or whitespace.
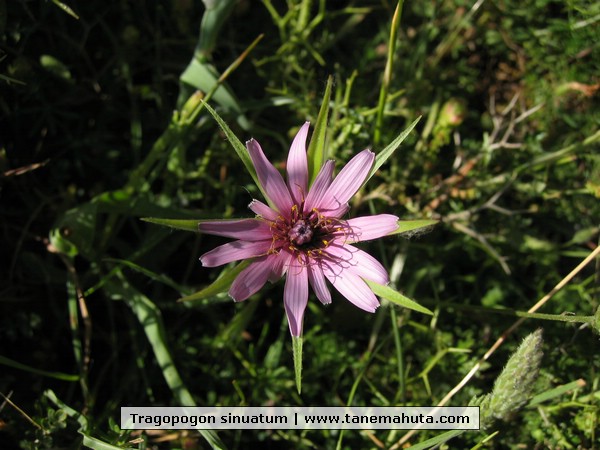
0,355,79,382
292,336,303,394
141,217,200,232
364,280,433,315
51,0,79,19
81,434,135,450
406,429,465,450
179,260,251,303
105,258,186,293
528,379,586,406
366,116,421,184
202,100,272,206
306,75,333,185
389,219,439,236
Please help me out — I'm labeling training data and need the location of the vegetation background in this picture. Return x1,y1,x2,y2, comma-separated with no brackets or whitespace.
1,0,599,448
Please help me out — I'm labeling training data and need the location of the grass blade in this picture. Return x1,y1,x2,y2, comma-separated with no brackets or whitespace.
0,355,79,382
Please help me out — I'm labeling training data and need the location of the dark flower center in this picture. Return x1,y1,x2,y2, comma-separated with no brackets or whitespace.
288,219,314,246
267,205,347,261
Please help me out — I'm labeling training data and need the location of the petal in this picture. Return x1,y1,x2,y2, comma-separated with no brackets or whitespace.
246,138,294,216
229,255,276,301
248,199,280,221
303,160,335,213
287,122,310,205
268,248,292,283
316,149,375,211
307,263,331,305
200,240,272,267
322,263,380,312
198,219,272,241
344,214,400,242
320,203,349,219
284,258,309,337
324,243,389,285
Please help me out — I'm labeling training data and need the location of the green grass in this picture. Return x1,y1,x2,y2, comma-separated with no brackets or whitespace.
1,0,599,449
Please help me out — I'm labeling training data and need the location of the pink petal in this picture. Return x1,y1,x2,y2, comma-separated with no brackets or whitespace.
307,263,331,305
303,160,335,213
321,204,349,219
323,263,380,312
268,248,292,282
199,240,272,267
246,138,293,216
344,214,400,242
324,243,389,285
229,255,276,301
198,219,272,240
316,150,375,211
284,258,309,337
287,122,310,205
248,199,280,222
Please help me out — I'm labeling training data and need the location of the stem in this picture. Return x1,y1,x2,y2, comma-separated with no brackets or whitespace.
374,0,404,145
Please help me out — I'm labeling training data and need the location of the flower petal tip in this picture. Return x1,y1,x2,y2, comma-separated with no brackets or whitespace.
228,292,242,303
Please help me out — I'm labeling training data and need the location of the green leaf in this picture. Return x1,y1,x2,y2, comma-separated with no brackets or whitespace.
51,0,79,20
143,216,255,233
141,217,200,232
0,354,79,382
292,336,303,395
306,75,333,185
180,260,251,303
93,189,202,218
405,430,465,450
365,116,421,185
81,434,135,450
105,258,187,293
202,100,273,206
528,379,586,406
364,280,433,315
198,0,238,55
389,219,439,237
180,59,250,130
178,0,249,130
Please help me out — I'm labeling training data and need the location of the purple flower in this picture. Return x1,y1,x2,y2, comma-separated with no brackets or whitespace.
198,122,399,337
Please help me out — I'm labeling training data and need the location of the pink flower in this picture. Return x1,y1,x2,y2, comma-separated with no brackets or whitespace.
198,122,399,337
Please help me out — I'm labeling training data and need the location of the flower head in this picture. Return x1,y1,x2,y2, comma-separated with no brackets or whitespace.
198,122,399,337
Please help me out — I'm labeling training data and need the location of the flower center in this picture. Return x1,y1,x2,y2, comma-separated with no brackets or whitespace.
267,205,348,262
288,219,314,246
